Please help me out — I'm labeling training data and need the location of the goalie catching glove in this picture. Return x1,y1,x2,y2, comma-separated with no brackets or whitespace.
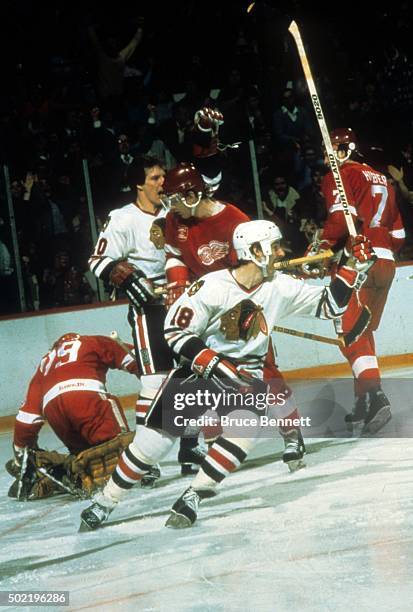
109,260,157,309
192,348,260,394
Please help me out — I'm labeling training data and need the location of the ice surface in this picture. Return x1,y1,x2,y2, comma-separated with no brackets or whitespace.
1,369,413,612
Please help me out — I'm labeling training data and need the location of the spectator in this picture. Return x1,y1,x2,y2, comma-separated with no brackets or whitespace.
88,20,144,119
262,174,305,254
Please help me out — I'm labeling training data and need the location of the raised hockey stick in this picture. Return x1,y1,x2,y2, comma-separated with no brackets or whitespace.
288,21,357,238
273,305,371,348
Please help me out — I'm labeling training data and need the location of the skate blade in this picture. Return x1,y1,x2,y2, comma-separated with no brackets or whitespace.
140,477,158,489
78,519,95,533
362,407,392,436
287,459,306,473
346,421,364,437
165,511,193,529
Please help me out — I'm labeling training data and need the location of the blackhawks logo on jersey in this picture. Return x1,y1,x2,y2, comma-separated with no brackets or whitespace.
188,279,205,296
220,299,268,341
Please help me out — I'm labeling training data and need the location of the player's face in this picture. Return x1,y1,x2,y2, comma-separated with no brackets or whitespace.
266,241,285,278
140,165,166,207
169,191,198,219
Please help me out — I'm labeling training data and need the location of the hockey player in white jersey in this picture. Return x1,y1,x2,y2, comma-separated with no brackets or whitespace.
80,219,375,530
88,155,205,480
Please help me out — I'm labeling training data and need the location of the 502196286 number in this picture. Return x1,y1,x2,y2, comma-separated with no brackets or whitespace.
0,591,69,606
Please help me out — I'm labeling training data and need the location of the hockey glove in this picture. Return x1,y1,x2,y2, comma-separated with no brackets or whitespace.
346,234,376,273
192,348,256,394
302,233,335,278
109,261,156,309
165,280,191,308
194,107,224,136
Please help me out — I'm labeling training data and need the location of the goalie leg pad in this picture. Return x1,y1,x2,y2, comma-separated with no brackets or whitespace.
70,432,134,493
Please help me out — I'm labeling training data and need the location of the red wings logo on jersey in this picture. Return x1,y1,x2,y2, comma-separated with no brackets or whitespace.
177,226,189,242
220,300,268,341
197,241,230,266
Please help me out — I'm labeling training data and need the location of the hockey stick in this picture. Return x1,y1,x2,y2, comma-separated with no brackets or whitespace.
273,249,334,271
110,331,135,359
34,465,89,500
273,325,345,348
16,447,29,501
150,253,335,297
273,305,371,348
288,21,357,237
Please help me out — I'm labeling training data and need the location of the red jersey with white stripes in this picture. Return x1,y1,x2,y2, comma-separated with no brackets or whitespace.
14,335,137,448
322,161,405,260
165,203,249,280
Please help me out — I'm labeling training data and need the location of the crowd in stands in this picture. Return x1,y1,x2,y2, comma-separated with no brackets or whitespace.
1,0,412,315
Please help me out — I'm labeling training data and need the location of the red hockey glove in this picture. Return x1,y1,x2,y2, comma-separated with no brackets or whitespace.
192,348,255,394
194,107,224,135
351,234,376,271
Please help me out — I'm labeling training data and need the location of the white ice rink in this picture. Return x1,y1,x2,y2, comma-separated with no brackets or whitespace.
1,367,412,612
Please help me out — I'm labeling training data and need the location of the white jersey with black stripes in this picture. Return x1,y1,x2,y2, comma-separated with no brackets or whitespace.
164,268,343,377
88,203,167,285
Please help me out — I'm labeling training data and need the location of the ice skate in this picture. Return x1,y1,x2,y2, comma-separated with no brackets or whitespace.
79,495,116,531
345,395,368,435
165,487,201,528
362,388,392,435
282,431,306,472
140,465,161,488
177,445,206,476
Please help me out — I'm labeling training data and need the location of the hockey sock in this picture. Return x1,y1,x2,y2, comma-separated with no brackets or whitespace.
137,374,166,425
341,331,381,396
192,436,254,488
111,426,175,490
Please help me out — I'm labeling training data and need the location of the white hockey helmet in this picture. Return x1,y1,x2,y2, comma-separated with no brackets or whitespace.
233,220,282,275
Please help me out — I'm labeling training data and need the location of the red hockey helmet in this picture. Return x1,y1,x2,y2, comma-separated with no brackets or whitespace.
329,128,357,162
162,163,205,211
163,163,204,197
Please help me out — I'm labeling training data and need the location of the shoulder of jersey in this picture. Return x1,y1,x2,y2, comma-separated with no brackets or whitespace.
272,271,303,293
224,203,250,220
188,269,231,296
109,204,142,224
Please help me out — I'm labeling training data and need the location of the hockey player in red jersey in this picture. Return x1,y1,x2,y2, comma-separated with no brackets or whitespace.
163,161,249,304
162,162,306,468
12,333,135,457
305,128,405,434
79,220,375,530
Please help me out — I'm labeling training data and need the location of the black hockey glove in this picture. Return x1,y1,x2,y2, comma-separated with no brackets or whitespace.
109,261,156,309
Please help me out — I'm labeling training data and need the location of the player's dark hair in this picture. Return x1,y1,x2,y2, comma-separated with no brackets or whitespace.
126,155,165,190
